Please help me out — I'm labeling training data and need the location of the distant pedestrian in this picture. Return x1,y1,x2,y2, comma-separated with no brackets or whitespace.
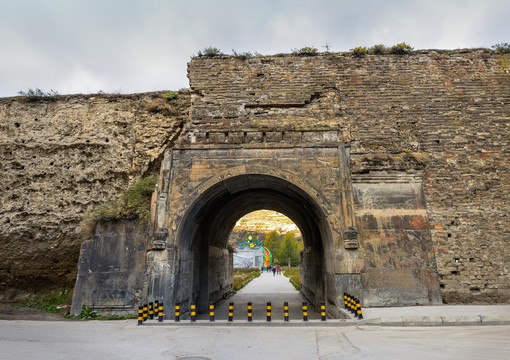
272,267,276,276
278,267,281,275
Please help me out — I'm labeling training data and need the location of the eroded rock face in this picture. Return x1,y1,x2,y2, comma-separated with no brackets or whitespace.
0,92,189,300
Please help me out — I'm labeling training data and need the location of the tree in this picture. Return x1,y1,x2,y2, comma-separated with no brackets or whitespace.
264,231,281,262
278,232,301,267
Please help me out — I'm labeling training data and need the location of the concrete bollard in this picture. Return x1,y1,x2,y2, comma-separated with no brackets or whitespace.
302,302,308,322
228,302,234,322
320,301,326,321
247,302,253,322
209,302,215,322
283,301,289,322
137,305,143,325
143,304,148,322
158,303,164,322
174,303,180,322
190,303,197,322
149,302,154,320
266,302,272,322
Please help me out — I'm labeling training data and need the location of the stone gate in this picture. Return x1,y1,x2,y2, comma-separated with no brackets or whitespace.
71,50,509,317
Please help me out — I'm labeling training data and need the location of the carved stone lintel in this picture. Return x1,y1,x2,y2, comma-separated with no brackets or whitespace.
343,227,359,250
152,228,168,250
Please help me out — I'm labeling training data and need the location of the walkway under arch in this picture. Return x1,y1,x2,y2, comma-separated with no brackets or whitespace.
174,173,336,316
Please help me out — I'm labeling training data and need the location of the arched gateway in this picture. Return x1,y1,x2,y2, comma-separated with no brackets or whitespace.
145,142,441,318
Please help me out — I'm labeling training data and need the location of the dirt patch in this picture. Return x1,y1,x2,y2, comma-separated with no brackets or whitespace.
0,303,72,321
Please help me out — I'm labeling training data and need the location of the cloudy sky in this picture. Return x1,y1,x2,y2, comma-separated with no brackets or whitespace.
1,0,508,97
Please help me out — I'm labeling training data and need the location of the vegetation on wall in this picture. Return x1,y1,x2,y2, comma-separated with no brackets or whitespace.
17,88,59,102
84,174,158,231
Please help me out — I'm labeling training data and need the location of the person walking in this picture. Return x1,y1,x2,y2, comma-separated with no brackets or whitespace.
272,267,276,276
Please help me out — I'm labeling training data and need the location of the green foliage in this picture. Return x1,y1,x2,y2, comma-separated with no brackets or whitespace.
390,42,414,54
282,266,301,290
292,47,319,55
351,46,368,58
18,88,59,102
162,90,178,101
491,43,510,53
369,44,388,54
231,49,256,59
233,268,261,292
264,231,282,261
86,174,158,225
200,47,221,56
277,232,301,267
74,306,99,320
18,289,71,314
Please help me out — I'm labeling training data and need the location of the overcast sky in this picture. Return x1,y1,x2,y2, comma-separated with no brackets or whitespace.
1,0,508,97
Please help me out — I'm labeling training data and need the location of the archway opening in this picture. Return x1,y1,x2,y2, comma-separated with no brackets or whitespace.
174,174,336,316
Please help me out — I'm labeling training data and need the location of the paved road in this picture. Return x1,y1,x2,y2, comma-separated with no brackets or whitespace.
197,271,322,321
1,320,509,359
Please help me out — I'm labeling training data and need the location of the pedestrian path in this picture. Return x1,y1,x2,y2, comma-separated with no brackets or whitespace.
196,271,321,321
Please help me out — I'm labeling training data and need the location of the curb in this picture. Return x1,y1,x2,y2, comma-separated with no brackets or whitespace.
137,316,510,327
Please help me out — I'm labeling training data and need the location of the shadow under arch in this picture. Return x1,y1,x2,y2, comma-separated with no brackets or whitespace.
174,173,336,315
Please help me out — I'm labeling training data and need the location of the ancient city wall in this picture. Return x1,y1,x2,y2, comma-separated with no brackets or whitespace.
1,49,509,304
186,50,509,303
0,92,189,300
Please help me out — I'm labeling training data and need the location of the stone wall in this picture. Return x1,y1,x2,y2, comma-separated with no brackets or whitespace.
186,50,509,303
0,92,189,300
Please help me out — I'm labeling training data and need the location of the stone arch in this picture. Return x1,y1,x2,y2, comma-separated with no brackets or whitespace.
173,168,337,315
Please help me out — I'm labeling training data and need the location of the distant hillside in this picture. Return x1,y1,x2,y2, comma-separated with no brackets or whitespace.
231,210,302,241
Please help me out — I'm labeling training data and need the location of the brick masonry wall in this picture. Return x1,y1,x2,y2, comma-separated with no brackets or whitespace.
187,50,509,303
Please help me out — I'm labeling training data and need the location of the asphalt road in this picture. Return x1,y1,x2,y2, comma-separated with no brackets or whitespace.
1,320,509,359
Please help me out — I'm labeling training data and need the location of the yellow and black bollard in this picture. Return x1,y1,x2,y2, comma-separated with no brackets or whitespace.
149,302,154,320
283,301,289,322
174,303,180,322
158,302,164,322
137,305,143,325
302,302,308,321
228,302,234,322
247,302,253,322
356,298,363,320
344,293,348,310
349,295,355,314
143,303,148,322
154,300,159,320
320,301,326,321
266,302,272,322
190,303,197,322
209,302,215,322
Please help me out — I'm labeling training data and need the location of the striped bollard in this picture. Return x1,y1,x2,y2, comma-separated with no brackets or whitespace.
154,300,159,320
344,293,348,310
190,303,197,322
158,303,163,322
320,301,326,321
228,302,234,322
174,303,180,322
351,296,356,315
149,302,154,320
143,304,148,322
247,302,253,322
209,302,215,322
356,298,363,320
283,301,289,322
266,302,272,322
302,302,308,322
137,305,143,325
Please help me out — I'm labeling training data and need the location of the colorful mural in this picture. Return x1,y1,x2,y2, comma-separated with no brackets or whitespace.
262,247,272,269
229,235,263,250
